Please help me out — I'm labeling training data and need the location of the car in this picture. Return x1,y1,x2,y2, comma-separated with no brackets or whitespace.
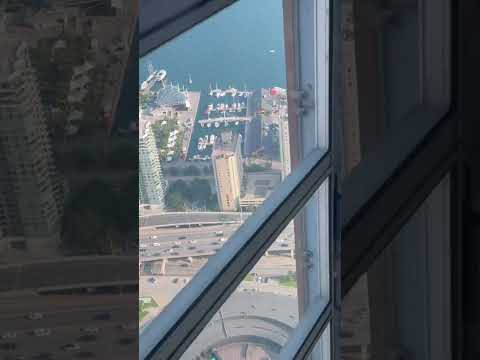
180,263,189,267
170,252,179,256
211,241,219,246
93,313,111,321
197,249,205,253
178,236,186,240
152,242,161,247
215,231,224,236
219,237,226,242
152,235,158,239
172,278,179,284
188,246,196,250
148,277,156,283
32,328,51,337
139,244,147,249
61,343,81,351
172,245,180,249
281,243,288,247
81,327,99,334
1,331,16,339
153,252,162,256
26,312,43,320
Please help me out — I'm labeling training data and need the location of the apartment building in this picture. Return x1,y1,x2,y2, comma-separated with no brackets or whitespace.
212,131,243,212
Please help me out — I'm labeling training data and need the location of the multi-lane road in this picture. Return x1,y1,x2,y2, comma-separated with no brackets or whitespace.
139,223,294,264
0,294,137,360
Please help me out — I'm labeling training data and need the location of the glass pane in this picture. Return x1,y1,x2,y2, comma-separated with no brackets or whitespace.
139,0,328,327
310,323,331,360
341,0,450,177
178,181,329,359
340,175,451,360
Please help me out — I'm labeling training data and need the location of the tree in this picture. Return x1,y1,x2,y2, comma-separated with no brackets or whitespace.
165,191,187,211
165,180,192,211
190,178,212,205
203,165,212,176
62,180,122,254
107,145,137,170
183,165,200,176
169,167,179,177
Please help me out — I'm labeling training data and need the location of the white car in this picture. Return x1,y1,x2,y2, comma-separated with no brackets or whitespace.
1,331,16,339
219,237,226,242
26,312,43,320
139,244,147,249
152,235,158,239
152,242,161,247
33,328,51,337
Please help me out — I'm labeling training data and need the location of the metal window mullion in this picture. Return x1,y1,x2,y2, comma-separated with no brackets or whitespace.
140,149,331,360
279,297,332,360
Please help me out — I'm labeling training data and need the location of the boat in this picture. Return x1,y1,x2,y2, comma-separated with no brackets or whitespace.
214,122,220,128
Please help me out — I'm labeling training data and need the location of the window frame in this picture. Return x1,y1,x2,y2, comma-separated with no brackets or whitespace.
138,0,340,358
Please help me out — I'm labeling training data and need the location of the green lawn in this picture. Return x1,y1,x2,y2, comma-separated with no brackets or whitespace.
277,273,297,288
139,297,158,321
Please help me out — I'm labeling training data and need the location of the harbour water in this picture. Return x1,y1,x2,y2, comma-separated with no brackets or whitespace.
139,0,287,158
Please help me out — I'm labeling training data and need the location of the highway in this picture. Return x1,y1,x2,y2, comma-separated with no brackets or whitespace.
139,223,294,264
0,294,137,360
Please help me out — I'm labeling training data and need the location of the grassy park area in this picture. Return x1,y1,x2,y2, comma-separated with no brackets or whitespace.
139,297,158,322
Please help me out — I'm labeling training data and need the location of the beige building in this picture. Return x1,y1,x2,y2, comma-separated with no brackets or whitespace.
212,132,243,212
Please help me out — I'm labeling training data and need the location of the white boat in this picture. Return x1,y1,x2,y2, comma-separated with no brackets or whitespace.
210,134,215,143
207,123,212,128
214,122,220,128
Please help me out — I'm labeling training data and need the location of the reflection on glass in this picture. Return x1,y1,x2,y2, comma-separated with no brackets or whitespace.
180,183,329,360
139,0,293,326
341,176,450,360
342,0,421,176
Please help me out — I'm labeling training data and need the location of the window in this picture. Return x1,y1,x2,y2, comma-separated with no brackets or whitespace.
341,0,451,225
341,175,451,360
139,0,337,359
139,0,453,359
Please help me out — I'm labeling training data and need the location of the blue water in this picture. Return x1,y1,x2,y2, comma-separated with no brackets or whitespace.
139,0,287,159
139,0,286,96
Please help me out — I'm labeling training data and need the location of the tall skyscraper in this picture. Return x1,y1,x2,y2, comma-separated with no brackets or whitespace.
0,41,63,251
212,131,243,212
139,114,166,208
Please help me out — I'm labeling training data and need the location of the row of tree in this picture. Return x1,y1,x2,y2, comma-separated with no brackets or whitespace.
164,165,213,177
165,179,218,212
